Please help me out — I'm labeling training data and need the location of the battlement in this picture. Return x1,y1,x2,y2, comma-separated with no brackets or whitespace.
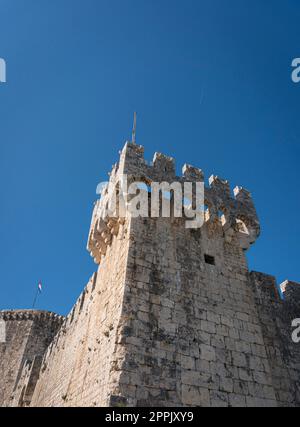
250,272,281,302
280,280,300,306
0,310,64,407
88,142,261,263
182,164,204,182
0,310,64,323
250,272,300,307
209,175,231,197
118,143,259,221
2,130,300,408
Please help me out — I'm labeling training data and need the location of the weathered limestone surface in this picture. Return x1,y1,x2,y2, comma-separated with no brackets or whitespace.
250,274,300,406
0,310,63,407
1,141,299,407
112,217,278,407
30,221,131,407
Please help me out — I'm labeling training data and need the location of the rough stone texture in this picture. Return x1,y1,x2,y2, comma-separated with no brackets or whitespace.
250,274,300,406
0,310,63,407
112,216,278,407
0,141,299,407
29,227,131,407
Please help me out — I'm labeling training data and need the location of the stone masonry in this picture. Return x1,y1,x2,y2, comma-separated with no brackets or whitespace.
0,140,299,407
0,310,63,406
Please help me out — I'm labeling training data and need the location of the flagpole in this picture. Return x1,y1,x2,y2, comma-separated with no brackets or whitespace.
32,287,39,309
32,281,42,309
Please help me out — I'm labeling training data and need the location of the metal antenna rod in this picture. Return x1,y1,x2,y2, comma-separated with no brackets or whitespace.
132,112,137,144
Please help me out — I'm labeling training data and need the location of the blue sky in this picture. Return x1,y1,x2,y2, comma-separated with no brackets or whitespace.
0,0,299,315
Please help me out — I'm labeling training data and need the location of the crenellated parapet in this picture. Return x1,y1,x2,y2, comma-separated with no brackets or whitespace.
0,310,64,407
280,280,300,301
87,141,261,263
0,310,64,323
250,273,300,304
280,280,300,316
87,199,126,264
250,272,300,407
250,272,300,330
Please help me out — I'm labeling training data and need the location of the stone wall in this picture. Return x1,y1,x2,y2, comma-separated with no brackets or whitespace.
0,310,63,407
250,273,300,406
30,218,131,407
108,217,278,407
28,217,300,407
1,141,299,407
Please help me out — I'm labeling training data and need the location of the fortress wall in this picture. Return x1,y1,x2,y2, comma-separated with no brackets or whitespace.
0,310,63,407
30,217,131,407
110,217,278,407
2,141,299,407
250,273,300,406
0,313,34,406
80,142,281,407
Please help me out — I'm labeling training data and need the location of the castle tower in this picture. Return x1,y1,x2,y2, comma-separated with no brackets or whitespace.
5,140,299,407
0,310,63,407
85,142,275,407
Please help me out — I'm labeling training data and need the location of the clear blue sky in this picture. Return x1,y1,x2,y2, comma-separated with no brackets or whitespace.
0,0,299,315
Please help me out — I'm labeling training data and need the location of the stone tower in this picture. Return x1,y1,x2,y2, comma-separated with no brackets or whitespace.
1,140,299,407
0,310,63,407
